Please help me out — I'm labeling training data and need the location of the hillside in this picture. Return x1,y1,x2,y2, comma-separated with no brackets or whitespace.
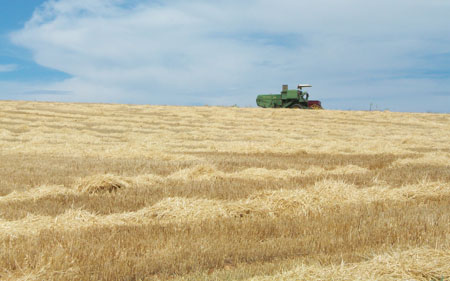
0,100,449,280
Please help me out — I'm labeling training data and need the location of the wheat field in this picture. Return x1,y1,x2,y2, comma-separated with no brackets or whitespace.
0,100,449,280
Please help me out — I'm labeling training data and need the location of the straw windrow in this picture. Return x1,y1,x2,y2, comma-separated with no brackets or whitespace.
75,174,131,193
247,248,450,281
1,180,448,237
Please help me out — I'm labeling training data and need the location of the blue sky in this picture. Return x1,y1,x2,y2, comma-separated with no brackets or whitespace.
0,0,449,112
0,0,70,81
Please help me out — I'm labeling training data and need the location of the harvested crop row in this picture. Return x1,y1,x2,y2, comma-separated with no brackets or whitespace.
246,248,450,281
0,185,77,203
0,164,369,198
1,204,448,281
1,180,448,237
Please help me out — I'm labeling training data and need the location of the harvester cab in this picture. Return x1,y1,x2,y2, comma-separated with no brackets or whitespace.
297,84,311,101
256,84,323,109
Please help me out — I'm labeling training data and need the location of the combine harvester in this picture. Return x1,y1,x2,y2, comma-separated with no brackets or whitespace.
256,84,322,109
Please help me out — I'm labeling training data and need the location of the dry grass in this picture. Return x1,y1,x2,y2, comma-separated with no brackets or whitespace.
0,100,449,280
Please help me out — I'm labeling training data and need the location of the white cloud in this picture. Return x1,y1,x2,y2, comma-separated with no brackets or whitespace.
0,64,18,72
7,0,450,111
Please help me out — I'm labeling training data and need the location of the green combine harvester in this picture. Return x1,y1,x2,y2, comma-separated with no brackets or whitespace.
256,84,322,109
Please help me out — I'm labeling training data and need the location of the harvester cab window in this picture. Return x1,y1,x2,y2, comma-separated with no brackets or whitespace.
297,90,309,100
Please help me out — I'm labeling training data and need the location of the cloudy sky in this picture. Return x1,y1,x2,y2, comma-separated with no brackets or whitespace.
0,0,449,112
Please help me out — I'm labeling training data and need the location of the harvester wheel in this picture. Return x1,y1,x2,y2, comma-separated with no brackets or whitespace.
310,104,323,110
291,104,304,109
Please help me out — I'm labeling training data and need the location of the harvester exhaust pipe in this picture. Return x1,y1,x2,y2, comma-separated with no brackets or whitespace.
282,85,288,91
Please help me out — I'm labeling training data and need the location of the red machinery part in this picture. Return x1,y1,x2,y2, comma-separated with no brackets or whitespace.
308,100,322,109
